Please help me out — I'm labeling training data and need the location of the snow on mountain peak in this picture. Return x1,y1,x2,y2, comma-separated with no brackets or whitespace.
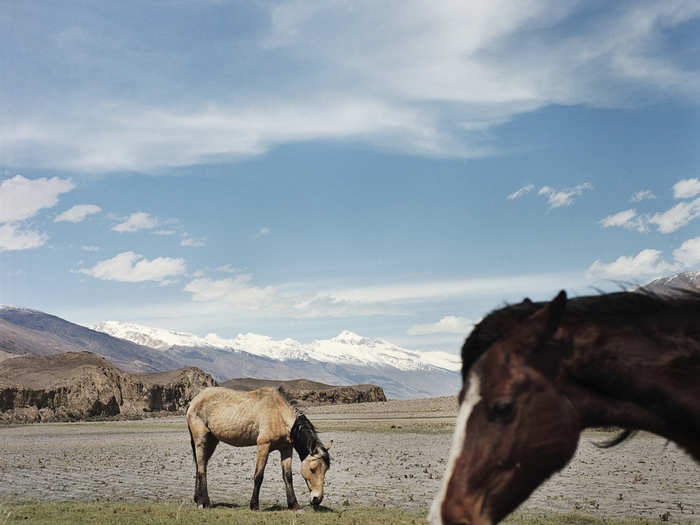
89,321,460,372
90,321,216,351
332,330,373,345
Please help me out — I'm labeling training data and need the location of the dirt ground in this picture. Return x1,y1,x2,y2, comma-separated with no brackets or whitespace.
0,397,698,523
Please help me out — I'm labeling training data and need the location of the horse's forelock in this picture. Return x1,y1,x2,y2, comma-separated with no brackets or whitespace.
316,445,331,468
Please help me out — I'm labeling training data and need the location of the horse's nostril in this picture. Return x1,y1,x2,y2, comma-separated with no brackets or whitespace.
311,496,321,506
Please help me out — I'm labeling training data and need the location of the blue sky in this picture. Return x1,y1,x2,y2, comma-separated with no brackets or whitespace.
1,1,699,353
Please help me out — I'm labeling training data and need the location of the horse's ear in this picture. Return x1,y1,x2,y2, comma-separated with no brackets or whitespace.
324,440,333,450
528,290,567,341
522,297,532,305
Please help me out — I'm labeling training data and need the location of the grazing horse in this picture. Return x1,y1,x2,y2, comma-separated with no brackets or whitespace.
187,386,332,510
430,289,700,525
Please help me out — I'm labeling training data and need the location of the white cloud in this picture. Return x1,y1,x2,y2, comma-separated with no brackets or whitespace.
538,183,593,208
255,226,271,237
599,208,648,232
317,272,586,304
80,251,186,282
55,204,102,223
0,175,74,223
154,230,177,236
178,270,585,320
4,3,700,171
587,248,679,279
630,189,656,202
0,174,74,252
216,264,239,274
672,237,700,267
0,223,48,252
81,245,100,252
181,236,206,247
506,184,534,200
648,197,700,233
673,178,700,199
184,275,278,309
112,212,158,233
407,316,475,335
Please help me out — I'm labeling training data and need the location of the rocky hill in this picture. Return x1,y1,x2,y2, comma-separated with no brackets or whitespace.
0,351,215,423
221,377,387,406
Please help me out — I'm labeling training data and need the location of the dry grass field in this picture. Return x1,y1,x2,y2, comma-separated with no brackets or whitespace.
0,397,698,524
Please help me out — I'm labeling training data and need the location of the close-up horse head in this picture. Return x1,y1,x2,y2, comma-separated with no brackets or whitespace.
430,290,579,525
431,288,700,525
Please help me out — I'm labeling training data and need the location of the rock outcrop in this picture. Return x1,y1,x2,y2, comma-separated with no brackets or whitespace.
0,352,215,423
221,377,387,406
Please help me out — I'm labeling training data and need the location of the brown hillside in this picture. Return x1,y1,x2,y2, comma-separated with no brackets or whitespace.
221,377,386,406
0,351,215,423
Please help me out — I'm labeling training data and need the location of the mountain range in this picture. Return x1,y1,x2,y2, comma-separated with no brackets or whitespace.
0,308,461,399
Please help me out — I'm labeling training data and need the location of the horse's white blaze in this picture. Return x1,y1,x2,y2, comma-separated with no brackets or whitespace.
428,372,482,525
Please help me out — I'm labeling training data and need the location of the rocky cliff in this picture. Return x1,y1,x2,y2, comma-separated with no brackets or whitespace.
0,352,215,423
221,377,387,406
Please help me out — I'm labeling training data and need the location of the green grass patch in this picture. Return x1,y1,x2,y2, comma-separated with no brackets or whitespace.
0,501,425,525
0,501,690,525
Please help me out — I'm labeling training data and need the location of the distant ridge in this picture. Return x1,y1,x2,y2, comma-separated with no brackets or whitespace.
0,306,183,373
221,377,387,406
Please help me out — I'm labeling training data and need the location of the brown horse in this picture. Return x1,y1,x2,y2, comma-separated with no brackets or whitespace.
187,386,332,510
430,289,700,525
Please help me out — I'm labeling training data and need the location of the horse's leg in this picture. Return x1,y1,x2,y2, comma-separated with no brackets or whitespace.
250,442,270,511
189,416,219,508
280,446,300,510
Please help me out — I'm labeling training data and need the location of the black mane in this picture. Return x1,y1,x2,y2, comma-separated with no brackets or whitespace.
290,412,330,467
461,289,700,379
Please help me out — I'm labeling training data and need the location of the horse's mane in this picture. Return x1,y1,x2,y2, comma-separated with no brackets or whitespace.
290,412,330,467
461,288,700,449
461,289,700,379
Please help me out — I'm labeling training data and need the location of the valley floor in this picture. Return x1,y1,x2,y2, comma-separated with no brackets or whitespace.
0,397,698,524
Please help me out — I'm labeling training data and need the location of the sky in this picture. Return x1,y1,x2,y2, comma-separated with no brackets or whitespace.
1,1,699,353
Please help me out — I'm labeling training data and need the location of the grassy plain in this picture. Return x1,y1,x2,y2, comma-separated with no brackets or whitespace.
1,397,698,524
0,500,690,525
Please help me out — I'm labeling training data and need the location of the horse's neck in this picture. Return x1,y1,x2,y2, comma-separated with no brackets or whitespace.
561,321,700,459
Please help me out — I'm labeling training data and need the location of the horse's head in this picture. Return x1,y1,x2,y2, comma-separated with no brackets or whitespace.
300,440,332,506
430,291,581,525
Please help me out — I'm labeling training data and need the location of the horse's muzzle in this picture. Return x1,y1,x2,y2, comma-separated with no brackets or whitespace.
311,496,322,506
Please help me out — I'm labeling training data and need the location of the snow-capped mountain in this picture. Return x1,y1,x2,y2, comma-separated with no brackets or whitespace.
644,270,700,294
90,322,461,372
91,321,218,351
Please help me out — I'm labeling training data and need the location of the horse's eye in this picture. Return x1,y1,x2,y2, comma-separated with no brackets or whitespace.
489,400,515,422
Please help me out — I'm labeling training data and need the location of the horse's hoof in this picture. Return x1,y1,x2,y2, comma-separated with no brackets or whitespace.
289,503,301,511
250,503,259,511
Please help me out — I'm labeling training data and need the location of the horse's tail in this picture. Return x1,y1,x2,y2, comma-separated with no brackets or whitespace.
187,419,197,464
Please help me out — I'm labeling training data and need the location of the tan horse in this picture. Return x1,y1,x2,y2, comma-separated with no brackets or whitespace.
186,386,332,510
